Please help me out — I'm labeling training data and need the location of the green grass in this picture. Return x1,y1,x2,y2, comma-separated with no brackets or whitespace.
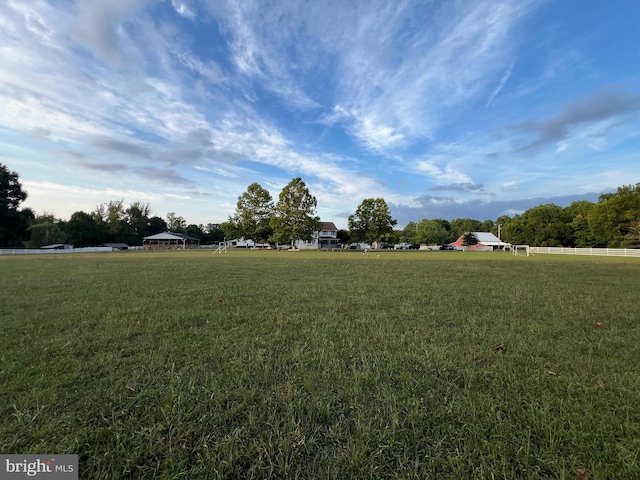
1,250,639,479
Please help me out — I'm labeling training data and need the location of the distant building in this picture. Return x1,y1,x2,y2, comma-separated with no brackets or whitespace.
40,244,74,250
226,222,341,250
142,232,200,250
226,238,270,248
450,232,511,251
101,243,129,250
296,222,339,250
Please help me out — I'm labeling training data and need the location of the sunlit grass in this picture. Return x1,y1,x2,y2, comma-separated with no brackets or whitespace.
1,250,639,478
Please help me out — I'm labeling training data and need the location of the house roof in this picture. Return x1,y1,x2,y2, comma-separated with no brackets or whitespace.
143,231,200,241
321,222,338,231
40,244,73,249
451,232,510,246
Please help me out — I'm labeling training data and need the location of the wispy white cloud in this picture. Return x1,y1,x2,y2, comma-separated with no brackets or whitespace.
414,159,473,185
171,0,196,20
328,1,536,150
487,59,515,106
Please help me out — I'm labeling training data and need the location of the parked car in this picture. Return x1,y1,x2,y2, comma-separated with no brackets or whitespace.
439,245,455,250
394,242,412,250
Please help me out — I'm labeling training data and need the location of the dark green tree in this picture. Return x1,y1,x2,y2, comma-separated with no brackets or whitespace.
449,218,482,242
120,202,152,245
399,221,418,244
501,205,571,246
0,163,33,247
230,182,274,243
589,184,640,247
524,204,572,246
348,198,397,244
479,219,495,233
270,177,321,247
66,211,107,247
92,200,126,242
148,216,167,235
462,232,479,246
166,212,187,233
502,215,532,245
220,221,240,241
416,219,450,245
493,215,512,242
565,200,595,247
337,229,351,247
26,213,66,248
204,223,226,243
186,224,206,240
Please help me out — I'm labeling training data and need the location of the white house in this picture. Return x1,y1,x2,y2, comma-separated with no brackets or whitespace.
295,222,340,250
225,222,340,250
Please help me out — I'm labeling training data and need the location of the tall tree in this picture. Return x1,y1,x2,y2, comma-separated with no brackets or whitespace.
449,218,482,242
186,224,205,239
270,177,321,247
337,229,351,247
589,183,640,247
119,202,152,245
462,232,479,246
416,219,450,245
399,221,418,244
92,200,126,242
494,215,512,243
230,182,274,243
66,211,107,247
524,204,572,246
565,200,595,247
501,205,571,246
479,219,495,233
26,213,66,248
166,212,187,233
0,163,33,247
220,221,240,241
148,216,167,235
348,198,397,244
502,215,532,246
204,223,226,243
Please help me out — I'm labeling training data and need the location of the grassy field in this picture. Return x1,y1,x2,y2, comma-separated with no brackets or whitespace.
1,249,639,479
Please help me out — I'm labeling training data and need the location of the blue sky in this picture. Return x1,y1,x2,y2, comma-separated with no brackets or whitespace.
1,0,639,229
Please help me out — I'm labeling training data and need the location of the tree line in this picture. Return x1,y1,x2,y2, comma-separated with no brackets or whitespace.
396,186,640,248
1,162,639,248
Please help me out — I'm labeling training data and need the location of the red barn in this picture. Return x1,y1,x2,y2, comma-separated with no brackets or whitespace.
449,232,510,251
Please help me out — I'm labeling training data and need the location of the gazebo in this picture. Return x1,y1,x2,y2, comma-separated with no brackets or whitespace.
142,232,200,250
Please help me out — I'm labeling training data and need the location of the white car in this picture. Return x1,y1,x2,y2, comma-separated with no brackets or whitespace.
394,242,411,250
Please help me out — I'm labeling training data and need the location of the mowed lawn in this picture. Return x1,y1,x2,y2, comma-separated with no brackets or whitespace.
1,250,639,479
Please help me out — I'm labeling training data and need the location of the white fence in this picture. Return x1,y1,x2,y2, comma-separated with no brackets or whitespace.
2,247,118,255
529,247,640,257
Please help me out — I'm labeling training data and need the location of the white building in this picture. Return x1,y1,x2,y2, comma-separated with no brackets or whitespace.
295,222,340,250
